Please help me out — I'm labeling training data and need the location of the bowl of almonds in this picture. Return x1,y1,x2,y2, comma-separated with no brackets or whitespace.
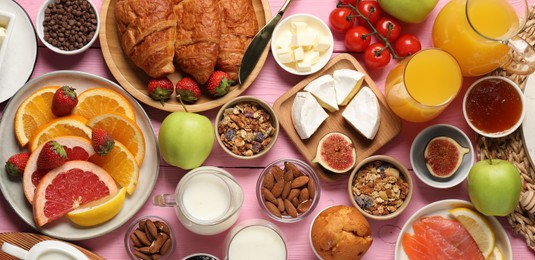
256,158,321,223
125,216,175,259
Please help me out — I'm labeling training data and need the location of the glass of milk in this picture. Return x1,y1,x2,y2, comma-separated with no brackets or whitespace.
153,166,244,235
224,219,287,260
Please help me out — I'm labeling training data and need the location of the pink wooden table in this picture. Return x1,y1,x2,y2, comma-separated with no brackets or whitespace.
1,0,534,259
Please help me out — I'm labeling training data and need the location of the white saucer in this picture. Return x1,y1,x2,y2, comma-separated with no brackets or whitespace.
522,74,535,167
0,0,38,103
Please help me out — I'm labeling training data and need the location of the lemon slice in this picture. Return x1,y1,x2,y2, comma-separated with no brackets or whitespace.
67,187,127,227
487,246,504,260
449,207,496,258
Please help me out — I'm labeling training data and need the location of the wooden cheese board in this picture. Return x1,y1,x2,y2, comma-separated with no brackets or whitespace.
273,54,402,182
0,232,103,259
99,0,272,112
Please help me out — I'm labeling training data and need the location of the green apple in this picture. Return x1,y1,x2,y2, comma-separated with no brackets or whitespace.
377,0,439,24
158,111,215,170
467,159,521,216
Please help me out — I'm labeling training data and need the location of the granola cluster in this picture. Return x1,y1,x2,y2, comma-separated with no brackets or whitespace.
217,101,275,157
351,160,410,216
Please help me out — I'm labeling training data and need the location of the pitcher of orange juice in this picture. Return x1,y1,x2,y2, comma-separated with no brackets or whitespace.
433,0,534,76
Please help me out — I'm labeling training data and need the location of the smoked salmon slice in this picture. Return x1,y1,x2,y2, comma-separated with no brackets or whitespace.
402,216,485,260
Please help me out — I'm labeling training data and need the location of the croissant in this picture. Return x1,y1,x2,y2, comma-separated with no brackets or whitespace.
115,0,176,78
173,0,221,85
217,0,259,82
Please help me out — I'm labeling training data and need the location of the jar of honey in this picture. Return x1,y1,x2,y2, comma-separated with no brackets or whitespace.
463,76,525,138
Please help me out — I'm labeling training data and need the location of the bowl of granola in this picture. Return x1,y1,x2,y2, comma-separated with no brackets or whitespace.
347,155,413,220
215,96,279,159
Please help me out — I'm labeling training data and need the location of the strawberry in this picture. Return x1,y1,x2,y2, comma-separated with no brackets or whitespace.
206,71,234,97
148,77,174,106
92,128,115,156
37,141,68,170
5,152,30,177
51,85,78,117
175,77,201,103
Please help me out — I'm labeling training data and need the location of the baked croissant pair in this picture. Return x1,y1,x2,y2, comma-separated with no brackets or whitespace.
115,0,258,84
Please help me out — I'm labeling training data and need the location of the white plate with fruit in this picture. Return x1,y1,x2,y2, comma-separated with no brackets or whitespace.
0,70,159,240
395,199,511,260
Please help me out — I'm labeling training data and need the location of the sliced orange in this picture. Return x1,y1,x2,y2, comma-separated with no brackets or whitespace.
28,115,92,152
90,140,139,195
87,113,145,166
73,88,136,121
14,86,60,147
23,136,95,204
33,160,118,227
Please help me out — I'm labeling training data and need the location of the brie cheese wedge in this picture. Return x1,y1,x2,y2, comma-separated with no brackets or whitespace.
342,86,381,140
291,91,329,139
333,69,365,106
303,74,339,112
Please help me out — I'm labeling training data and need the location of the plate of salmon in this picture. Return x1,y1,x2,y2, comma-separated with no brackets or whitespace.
395,199,512,260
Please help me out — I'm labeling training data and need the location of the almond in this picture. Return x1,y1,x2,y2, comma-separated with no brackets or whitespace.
291,176,309,188
288,189,300,201
270,165,284,182
285,161,303,178
262,187,277,204
277,197,285,212
265,201,282,217
284,199,298,218
297,200,312,213
284,170,294,182
160,237,172,255
263,172,275,189
291,196,300,208
271,179,285,197
145,219,159,240
281,181,291,199
308,179,316,199
299,187,309,203
154,221,170,235
134,229,151,246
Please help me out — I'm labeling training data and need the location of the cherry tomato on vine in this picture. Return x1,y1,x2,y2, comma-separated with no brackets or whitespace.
329,7,354,33
364,42,391,69
356,1,383,29
393,34,422,58
375,16,402,42
340,0,357,6
344,26,371,52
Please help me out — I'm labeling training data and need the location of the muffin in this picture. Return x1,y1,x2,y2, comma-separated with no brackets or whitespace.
310,205,373,260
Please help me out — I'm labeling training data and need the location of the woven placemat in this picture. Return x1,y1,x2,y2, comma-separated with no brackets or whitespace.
476,5,535,251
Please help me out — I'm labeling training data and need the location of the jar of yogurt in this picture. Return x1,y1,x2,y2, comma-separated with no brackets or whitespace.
224,219,287,260
153,166,244,235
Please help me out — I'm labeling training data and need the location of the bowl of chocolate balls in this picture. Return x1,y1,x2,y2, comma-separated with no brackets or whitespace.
36,0,100,55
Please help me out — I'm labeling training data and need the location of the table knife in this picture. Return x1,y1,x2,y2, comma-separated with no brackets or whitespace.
238,0,294,85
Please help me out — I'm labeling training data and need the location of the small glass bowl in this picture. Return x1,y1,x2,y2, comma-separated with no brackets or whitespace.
347,155,413,220
182,253,219,260
36,0,100,55
224,219,287,260
124,215,176,260
215,96,279,160
256,158,321,223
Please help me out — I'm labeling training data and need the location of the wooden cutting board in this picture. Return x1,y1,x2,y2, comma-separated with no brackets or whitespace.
0,232,103,260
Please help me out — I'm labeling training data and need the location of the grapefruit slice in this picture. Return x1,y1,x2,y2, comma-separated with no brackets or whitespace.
23,136,95,204
33,160,118,227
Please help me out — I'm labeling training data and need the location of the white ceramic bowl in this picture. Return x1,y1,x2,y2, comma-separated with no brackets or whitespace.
410,124,474,189
0,10,16,71
271,13,334,76
36,0,100,55
463,76,525,138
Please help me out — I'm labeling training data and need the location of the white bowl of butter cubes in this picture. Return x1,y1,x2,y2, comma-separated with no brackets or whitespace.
271,13,334,75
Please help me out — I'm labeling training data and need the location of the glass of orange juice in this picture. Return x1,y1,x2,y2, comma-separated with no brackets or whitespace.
385,49,463,123
433,0,534,76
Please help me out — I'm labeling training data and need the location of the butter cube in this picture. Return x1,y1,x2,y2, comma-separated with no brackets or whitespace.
290,21,308,35
293,46,305,61
277,47,294,63
303,50,320,65
296,61,312,72
0,27,6,44
314,35,331,52
296,29,316,47
277,31,293,49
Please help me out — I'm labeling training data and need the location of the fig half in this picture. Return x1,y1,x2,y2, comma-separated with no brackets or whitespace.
312,132,356,174
424,136,469,178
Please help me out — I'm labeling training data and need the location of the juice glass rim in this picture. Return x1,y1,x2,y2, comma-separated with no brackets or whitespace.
403,48,463,107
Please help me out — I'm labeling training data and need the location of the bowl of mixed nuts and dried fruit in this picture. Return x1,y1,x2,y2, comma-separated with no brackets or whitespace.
215,96,279,159
256,158,321,223
348,155,413,220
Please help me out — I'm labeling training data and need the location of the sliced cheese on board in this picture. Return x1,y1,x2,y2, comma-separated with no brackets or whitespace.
303,74,339,112
342,86,381,140
333,69,365,106
291,91,328,139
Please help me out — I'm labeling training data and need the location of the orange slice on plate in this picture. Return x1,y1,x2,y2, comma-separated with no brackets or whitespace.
23,136,95,204
90,140,139,195
33,160,118,227
28,115,92,152
73,88,136,121
87,113,145,165
14,86,60,147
